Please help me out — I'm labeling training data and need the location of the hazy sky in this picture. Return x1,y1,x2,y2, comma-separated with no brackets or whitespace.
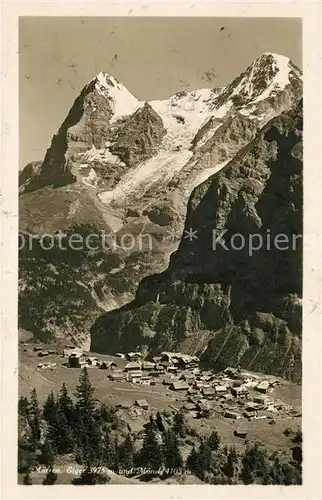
19,17,302,169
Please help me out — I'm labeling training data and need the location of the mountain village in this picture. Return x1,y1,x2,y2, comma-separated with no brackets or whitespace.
27,344,300,427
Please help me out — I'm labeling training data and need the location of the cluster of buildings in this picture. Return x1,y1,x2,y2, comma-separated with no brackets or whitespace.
56,347,296,422
172,367,294,422
63,348,108,368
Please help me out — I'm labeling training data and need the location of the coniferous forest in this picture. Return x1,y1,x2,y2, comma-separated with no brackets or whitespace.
18,368,302,485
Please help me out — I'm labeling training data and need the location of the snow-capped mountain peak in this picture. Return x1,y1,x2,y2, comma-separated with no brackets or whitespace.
92,71,141,121
214,52,302,111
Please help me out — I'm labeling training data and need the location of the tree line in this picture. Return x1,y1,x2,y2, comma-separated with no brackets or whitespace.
18,367,302,485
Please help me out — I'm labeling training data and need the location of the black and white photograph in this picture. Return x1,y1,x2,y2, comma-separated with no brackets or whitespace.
16,14,304,487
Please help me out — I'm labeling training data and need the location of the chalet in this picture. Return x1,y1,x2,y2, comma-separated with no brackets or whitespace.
69,352,87,368
37,350,49,357
224,367,238,378
181,374,195,384
149,370,164,377
162,376,176,386
224,410,241,419
127,370,143,383
196,400,212,412
109,370,125,381
253,395,268,404
231,386,249,398
139,376,152,385
170,381,189,391
245,403,260,412
232,380,243,388
256,381,270,394
234,430,248,439
243,410,256,419
126,352,143,361
194,381,210,390
160,352,178,363
167,365,178,373
64,347,83,358
215,385,228,395
115,353,125,359
135,399,149,410
177,355,199,370
86,356,99,366
152,356,162,364
154,364,166,373
202,387,216,399
142,361,155,371
99,361,117,370
33,346,44,352
37,362,56,369
125,361,142,372
183,402,197,411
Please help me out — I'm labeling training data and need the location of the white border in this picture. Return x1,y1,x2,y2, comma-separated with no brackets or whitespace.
1,1,322,499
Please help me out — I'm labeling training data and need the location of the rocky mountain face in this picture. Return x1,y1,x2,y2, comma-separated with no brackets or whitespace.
90,102,303,382
19,53,302,352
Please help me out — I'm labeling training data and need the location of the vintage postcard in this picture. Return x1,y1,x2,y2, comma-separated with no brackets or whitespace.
1,1,322,498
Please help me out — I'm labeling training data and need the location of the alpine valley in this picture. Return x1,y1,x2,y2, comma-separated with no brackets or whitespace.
19,53,302,381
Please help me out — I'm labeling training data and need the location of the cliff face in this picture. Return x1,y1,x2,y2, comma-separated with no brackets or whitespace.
90,103,302,382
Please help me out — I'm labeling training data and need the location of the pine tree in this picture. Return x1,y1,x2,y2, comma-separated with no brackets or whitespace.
18,396,29,417
42,466,58,485
207,430,221,451
58,383,74,423
113,436,120,473
86,416,103,465
138,428,164,471
23,470,32,485
47,408,74,455
28,388,41,447
43,391,57,425
39,439,55,466
172,411,187,438
102,431,117,469
29,414,41,448
241,441,269,484
163,430,183,471
118,434,134,470
186,446,198,473
155,411,165,433
74,368,97,417
194,441,212,480
223,446,238,483
30,388,40,418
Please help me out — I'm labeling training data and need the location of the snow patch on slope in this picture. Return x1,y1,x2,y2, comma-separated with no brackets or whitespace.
82,145,125,166
190,160,230,190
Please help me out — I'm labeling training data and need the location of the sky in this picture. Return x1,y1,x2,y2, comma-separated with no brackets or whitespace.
19,17,302,169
